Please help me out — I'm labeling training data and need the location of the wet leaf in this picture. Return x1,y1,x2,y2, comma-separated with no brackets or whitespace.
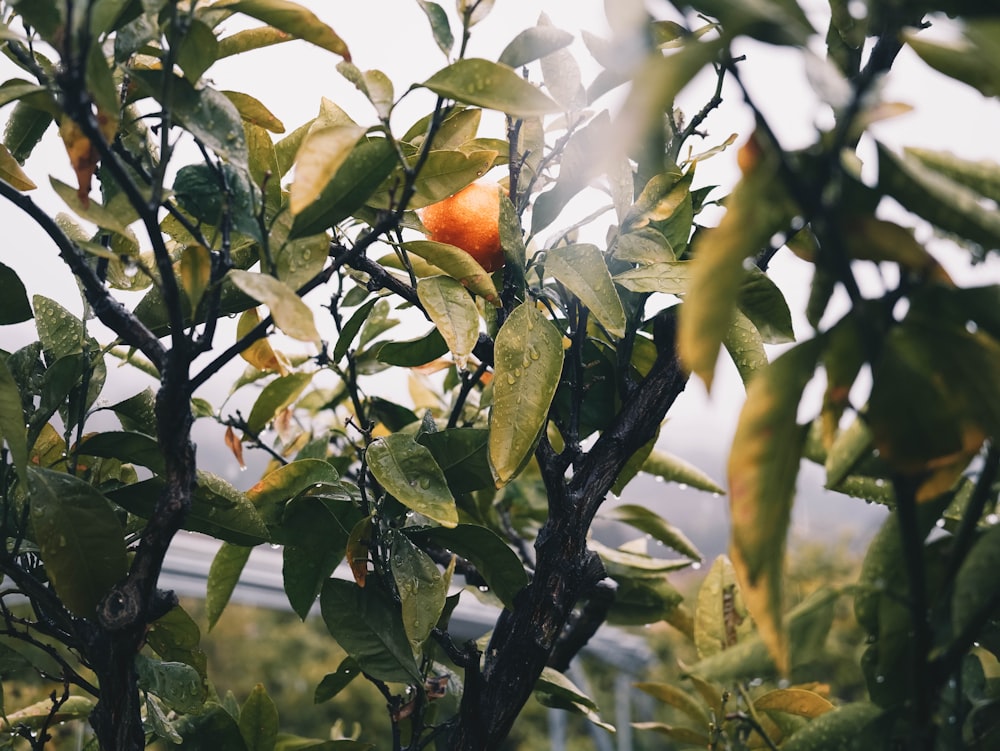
135,653,206,714
314,657,360,703
780,702,882,751
215,0,351,60
723,309,768,387
129,69,248,167
408,524,528,607
239,683,279,751
416,0,453,56
417,276,480,369
320,579,421,684
245,371,314,435
238,308,290,375
546,244,625,338
613,260,692,294
389,531,446,649
375,327,449,368
289,124,366,215
903,22,1000,98
604,504,702,561
641,448,725,494
28,466,128,617
401,240,500,305
367,433,458,527
229,270,321,344
371,148,497,209
224,90,286,133
754,688,834,718
290,136,397,238
206,543,253,630
422,58,559,117
728,338,822,674
489,302,564,486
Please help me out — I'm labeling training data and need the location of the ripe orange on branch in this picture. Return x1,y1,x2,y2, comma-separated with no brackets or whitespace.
420,181,505,272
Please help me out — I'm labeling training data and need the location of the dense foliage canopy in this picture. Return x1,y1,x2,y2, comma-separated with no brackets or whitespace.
0,0,999,749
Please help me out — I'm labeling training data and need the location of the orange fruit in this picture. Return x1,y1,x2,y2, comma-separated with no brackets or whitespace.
421,182,505,272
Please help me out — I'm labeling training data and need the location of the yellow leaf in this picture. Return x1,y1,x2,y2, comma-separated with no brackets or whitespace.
224,425,246,470
0,143,35,190
228,270,321,344
237,308,291,374
180,245,212,311
289,124,365,214
728,339,822,674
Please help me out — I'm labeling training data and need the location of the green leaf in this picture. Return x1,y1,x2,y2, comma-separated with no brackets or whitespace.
499,25,574,68
207,543,253,630
320,579,421,684
314,657,360,703
0,79,47,109
375,327,449,367
246,458,341,528
177,18,219,83
50,177,139,238
401,241,500,305
229,271,320,344
3,101,54,163
240,684,279,751
535,667,613,732
640,449,725,494
905,147,1000,204
370,148,497,209
422,58,559,117
727,338,822,674
289,124,366,215
877,143,1000,255
389,531,447,649
0,262,32,326
214,0,351,59
281,489,362,619
245,371,315,434
739,267,794,344
953,524,1000,640
0,696,94,734
632,723,710,746
146,605,208,683
77,430,164,473
409,525,528,608
366,433,458,527
28,467,128,617
780,702,882,751
418,427,493,494
108,472,269,545
227,91,287,134
173,163,261,241
489,302,564,486
0,358,27,481
290,136,397,238
613,260,692,294
0,142,36,190
173,703,249,751
723,309,768,387
603,504,702,561
545,244,625,338
416,0,453,56
417,275,481,369
128,69,248,167
903,22,1000,98
135,653,206,714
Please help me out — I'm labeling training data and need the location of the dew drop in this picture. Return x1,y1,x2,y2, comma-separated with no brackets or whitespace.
478,585,489,592
678,483,689,491
418,477,431,489
875,675,886,684
506,373,517,385
691,562,702,570
987,514,999,525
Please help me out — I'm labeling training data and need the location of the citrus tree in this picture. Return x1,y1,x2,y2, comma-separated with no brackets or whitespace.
1,0,1000,750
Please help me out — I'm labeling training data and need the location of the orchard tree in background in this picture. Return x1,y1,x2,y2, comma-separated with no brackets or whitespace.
1,0,1000,750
